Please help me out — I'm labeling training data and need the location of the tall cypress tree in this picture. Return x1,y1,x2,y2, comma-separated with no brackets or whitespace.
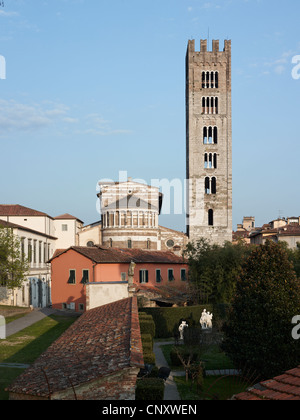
222,240,300,380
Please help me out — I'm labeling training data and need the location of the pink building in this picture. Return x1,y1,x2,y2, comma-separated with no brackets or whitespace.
49,246,188,311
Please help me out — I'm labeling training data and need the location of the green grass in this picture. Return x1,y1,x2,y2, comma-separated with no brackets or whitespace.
160,343,235,371
174,374,251,400
0,314,77,400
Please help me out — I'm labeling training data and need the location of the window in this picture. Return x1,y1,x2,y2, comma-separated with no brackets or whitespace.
181,269,187,282
28,240,32,263
79,303,84,311
202,97,218,114
203,126,218,144
33,240,37,263
168,269,175,282
81,270,89,284
205,177,210,195
39,241,42,263
21,238,25,262
202,71,219,89
87,241,94,247
128,239,132,249
211,177,217,194
166,239,175,248
205,177,217,194
147,239,151,250
121,272,127,282
156,269,162,283
109,238,113,248
208,209,214,226
62,224,68,232
139,270,148,284
68,270,76,284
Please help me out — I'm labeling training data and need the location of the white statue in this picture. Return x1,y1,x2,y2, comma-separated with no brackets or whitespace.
178,320,188,340
200,309,213,330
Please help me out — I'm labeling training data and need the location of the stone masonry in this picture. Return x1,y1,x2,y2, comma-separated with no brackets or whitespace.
186,39,232,245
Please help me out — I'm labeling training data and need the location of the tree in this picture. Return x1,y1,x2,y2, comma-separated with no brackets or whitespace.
0,225,29,290
184,238,253,304
222,240,300,380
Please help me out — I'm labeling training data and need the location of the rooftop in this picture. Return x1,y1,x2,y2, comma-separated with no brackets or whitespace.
50,246,187,265
7,297,144,398
0,204,51,218
234,366,300,400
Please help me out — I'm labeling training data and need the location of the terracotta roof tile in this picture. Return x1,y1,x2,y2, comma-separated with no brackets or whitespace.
49,246,187,264
7,297,144,398
54,213,84,223
234,366,300,400
0,204,51,218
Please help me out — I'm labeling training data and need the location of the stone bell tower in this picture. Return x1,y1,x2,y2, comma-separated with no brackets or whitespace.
186,39,232,245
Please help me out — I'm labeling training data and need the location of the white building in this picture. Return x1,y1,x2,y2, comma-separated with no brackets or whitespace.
0,205,82,308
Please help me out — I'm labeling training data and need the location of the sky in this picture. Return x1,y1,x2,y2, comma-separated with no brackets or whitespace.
0,0,300,233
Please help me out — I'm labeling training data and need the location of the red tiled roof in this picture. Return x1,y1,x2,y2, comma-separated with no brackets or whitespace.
0,204,51,218
49,246,187,264
234,366,300,400
7,297,144,398
54,213,84,223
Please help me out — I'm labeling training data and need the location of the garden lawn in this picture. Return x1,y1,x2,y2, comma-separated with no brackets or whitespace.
174,374,251,400
160,343,235,371
0,314,77,400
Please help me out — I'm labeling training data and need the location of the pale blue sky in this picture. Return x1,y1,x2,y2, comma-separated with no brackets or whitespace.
0,0,299,232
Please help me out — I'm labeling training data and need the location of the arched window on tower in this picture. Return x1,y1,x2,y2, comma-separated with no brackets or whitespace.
208,209,214,226
215,72,219,89
202,72,206,89
214,127,218,144
210,72,214,88
208,126,213,144
213,153,218,169
211,177,217,194
205,177,210,195
203,127,208,144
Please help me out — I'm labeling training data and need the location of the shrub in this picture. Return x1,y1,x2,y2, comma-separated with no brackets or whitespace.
143,351,156,365
141,334,153,350
222,241,300,379
169,346,199,367
139,319,155,338
183,326,202,346
142,305,212,338
135,378,164,401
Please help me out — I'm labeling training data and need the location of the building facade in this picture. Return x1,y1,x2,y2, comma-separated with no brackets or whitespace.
0,205,82,308
50,246,189,311
77,179,188,255
186,39,232,245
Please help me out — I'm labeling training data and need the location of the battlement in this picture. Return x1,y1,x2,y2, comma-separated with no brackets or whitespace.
188,39,231,54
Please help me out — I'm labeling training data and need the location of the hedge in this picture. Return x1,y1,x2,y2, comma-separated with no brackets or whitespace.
135,378,164,401
140,304,230,338
139,319,155,338
140,305,213,338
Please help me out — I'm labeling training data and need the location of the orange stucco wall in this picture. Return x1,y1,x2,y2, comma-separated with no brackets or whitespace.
51,250,188,311
51,249,93,311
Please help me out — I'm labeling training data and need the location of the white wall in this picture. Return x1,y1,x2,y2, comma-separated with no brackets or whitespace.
86,283,129,310
0,215,55,237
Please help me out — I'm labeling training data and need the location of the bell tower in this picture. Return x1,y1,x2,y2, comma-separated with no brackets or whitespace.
186,39,232,245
